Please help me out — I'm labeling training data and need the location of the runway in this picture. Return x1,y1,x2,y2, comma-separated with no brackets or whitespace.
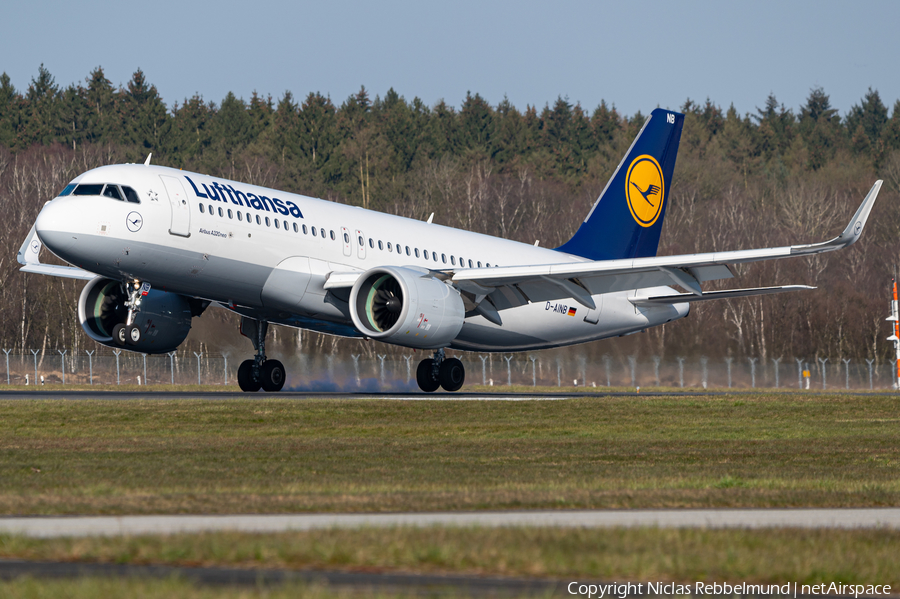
0,389,889,401
2,509,899,538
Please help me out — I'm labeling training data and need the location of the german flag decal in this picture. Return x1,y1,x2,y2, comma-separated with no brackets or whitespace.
567,307,577,317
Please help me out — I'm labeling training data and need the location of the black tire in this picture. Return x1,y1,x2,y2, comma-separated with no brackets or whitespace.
125,324,141,346
260,359,286,392
112,323,127,346
439,357,465,392
416,358,440,392
237,359,261,392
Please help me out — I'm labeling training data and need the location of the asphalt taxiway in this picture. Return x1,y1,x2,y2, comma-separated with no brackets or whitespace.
2,509,899,538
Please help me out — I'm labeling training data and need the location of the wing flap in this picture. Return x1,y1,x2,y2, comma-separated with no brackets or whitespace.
630,285,816,306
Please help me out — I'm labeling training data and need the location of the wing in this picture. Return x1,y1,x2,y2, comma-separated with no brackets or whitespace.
449,180,881,312
17,222,97,281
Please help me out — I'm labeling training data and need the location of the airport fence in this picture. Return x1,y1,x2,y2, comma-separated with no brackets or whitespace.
0,349,896,391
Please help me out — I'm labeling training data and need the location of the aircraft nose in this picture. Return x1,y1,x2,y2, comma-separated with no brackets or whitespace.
35,198,78,253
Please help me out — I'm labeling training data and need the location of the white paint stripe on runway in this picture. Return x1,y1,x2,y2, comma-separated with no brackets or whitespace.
2,509,900,538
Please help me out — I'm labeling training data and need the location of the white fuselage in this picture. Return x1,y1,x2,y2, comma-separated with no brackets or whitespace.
34,164,688,352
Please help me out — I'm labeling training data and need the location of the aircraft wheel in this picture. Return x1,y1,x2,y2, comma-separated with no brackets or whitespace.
260,359,286,392
416,358,440,392
112,323,127,346
125,324,141,346
237,359,261,392
439,357,465,392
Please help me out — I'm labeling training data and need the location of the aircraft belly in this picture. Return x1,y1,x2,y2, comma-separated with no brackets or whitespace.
452,292,687,352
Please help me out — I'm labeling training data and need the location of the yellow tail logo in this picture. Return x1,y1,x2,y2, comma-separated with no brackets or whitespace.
625,155,664,227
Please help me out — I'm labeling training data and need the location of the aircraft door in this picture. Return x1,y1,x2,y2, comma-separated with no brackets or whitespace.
341,227,352,257
355,229,366,260
160,175,191,237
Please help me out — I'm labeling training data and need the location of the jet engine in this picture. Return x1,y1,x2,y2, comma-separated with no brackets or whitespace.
77,277,194,353
349,266,465,349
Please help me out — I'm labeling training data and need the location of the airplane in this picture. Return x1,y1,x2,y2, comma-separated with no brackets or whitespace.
17,108,882,392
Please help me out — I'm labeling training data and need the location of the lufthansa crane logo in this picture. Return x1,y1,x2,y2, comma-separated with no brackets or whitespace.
126,211,143,233
625,154,664,227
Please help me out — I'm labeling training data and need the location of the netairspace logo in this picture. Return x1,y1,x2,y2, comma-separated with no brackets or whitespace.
567,581,892,598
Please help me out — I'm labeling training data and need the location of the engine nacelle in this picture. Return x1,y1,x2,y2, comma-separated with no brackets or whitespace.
349,266,465,349
78,277,194,353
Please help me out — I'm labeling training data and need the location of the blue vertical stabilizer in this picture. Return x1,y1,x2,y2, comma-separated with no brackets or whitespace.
555,108,684,261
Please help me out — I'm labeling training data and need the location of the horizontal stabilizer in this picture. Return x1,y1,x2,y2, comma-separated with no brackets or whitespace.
20,263,96,280
17,220,96,280
630,285,815,306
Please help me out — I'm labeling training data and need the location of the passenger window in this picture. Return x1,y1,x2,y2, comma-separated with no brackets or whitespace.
256,215,261,225
369,238,374,248
378,240,383,250
441,254,447,264
312,227,317,237
477,261,482,268
275,219,280,229
387,242,392,252
329,230,334,240
293,223,298,232
218,207,224,217
343,232,350,243
451,256,456,266
486,263,491,267
358,235,363,245
199,204,205,214
405,246,411,256
432,251,437,261
265,217,270,226
303,225,308,234
59,184,76,196
424,249,429,260
468,259,473,268
228,209,233,219
103,184,123,201
122,186,140,203
414,248,420,258
73,183,104,196
237,212,242,221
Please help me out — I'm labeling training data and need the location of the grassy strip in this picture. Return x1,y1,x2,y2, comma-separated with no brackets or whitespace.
0,578,368,599
1,527,899,586
0,394,898,514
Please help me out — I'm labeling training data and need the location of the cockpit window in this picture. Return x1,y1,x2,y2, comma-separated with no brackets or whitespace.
122,186,140,203
59,184,76,197
73,184,104,196
102,184,124,201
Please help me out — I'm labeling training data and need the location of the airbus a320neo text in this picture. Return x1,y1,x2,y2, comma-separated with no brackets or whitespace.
18,109,882,392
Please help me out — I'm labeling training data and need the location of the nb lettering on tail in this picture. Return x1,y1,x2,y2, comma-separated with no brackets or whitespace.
555,108,684,261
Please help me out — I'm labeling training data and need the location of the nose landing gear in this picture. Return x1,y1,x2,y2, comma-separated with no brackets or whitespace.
416,348,465,392
112,280,148,347
237,317,285,392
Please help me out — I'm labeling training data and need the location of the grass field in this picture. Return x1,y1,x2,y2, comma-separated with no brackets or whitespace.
0,578,356,599
1,527,899,586
0,392,898,514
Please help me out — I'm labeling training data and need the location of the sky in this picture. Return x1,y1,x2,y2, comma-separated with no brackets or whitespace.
3,0,898,118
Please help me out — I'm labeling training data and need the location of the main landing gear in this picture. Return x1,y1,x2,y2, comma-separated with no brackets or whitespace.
237,318,286,392
111,279,147,347
416,348,465,392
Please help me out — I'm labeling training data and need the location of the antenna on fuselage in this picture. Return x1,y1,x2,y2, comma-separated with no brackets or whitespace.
426,213,434,224
144,153,152,166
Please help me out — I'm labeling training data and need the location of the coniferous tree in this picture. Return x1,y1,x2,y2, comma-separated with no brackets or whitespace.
22,64,61,147
121,69,167,156
0,73,21,147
